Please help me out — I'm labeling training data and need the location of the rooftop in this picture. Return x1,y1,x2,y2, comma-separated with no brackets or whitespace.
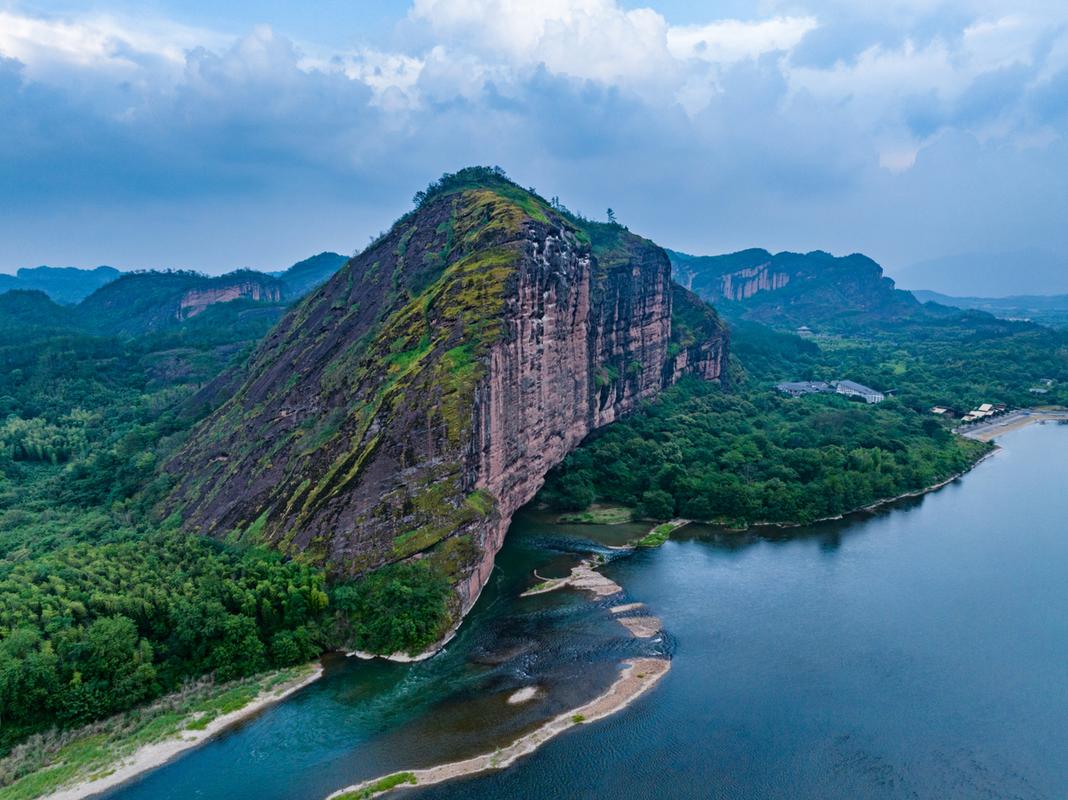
836,380,882,395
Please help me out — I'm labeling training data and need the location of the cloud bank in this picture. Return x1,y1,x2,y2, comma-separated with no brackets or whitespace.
2,0,1068,278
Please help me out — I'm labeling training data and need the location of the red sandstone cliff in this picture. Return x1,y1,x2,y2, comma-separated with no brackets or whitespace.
166,171,728,633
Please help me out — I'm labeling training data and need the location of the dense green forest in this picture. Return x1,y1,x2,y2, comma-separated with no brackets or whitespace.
726,308,1068,411
541,310,1067,525
0,302,450,750
540,378,989,526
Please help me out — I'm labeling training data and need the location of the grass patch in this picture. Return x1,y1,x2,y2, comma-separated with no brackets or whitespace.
337,772,418,799
571,714,586,724
636,523,675,548
557,506,633,525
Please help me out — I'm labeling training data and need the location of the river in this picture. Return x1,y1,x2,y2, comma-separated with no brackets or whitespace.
104,422,1068,800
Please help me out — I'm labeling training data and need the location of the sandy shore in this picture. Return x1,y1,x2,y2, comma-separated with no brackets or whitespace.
42,665,324,800
611,602,663,639
325,658,670,800
959,408,1068,442
324,550,672,799
521,559,622,598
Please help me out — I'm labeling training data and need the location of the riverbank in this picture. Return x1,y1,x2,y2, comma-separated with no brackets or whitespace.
326,541,671,799
738,445,1002,533
325,658,670,800
8,664,323,800
958,407,1068,441
618,443,999,541
556,505,634,525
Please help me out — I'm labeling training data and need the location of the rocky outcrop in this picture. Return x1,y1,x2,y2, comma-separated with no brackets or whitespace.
178,279,283,320
668,247,922,330
165,169,728,629
720,264,790,301
460,227,724,611
79,270,286,335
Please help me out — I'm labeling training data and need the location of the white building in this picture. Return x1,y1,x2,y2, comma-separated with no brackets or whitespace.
835,380,885,404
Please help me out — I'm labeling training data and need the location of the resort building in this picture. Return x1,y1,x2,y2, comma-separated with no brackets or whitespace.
776,381,833,397
835,380,885,404
960,402,1009,424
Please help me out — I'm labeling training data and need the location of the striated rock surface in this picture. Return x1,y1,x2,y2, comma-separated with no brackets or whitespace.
165,169,728,630
720,264,791,301
178,279,283,320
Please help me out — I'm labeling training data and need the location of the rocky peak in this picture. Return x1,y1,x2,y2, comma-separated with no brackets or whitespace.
165,168,728,640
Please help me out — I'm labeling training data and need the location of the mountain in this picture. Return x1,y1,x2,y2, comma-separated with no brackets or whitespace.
164,167,728,644
669,248,922,329
78,269,286,336
894,248,1068,297
0,265,122,304
913,290,1068,329
275,252,348,298
0,253,344,319
0,289,83,341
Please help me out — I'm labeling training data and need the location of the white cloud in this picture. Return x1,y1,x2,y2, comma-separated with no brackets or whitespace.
667,16,819,63
0,9,228,81
3,0,1068,272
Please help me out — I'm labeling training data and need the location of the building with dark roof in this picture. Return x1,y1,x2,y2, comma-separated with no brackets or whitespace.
776,381,834,397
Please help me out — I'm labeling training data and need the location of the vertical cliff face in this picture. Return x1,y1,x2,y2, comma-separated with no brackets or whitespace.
720,264,791,301
177,278,283,320
165,170,728,633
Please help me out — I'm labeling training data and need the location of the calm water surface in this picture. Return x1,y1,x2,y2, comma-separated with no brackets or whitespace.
107,423,1068,800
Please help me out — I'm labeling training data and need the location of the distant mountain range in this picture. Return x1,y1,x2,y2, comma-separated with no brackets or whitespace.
669,248,928,329
892,248,1068,297
0,266,121,304
14,244,1066,339
0,252,347,336
913,290,1068,329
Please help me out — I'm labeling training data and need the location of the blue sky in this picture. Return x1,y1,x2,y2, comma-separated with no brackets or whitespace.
3,0,1068,285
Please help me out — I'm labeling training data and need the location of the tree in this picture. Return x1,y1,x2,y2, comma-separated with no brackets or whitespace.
639,489,674,520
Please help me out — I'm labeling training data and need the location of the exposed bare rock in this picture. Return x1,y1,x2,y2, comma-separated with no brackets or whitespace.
164,169,728,640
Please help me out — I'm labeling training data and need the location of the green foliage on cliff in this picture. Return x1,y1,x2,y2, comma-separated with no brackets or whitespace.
412,165,550,224
165,172,554,566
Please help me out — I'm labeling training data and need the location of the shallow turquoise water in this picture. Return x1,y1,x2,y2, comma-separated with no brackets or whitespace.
106,423,1068,800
